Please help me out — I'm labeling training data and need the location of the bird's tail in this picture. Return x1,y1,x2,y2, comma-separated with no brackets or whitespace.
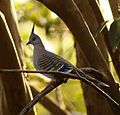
75,67,110,87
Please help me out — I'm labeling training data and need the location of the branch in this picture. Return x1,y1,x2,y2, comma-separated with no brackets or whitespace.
19,80,65,115
0,69,119,108
0,69,81,80
30,86,68,115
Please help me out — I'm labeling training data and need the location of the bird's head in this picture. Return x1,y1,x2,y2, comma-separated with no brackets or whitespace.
26,23,43,46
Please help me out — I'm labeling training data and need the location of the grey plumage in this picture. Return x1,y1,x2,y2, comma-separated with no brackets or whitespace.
33,42,73,79
26,23,109,86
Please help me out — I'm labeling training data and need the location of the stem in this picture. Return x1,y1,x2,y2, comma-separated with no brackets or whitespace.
19,80,64,115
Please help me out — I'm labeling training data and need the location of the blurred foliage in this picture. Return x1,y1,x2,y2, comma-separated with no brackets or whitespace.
14,0,86,114
108,18,120,52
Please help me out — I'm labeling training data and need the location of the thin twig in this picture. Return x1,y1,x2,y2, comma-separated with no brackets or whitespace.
0,69,81,79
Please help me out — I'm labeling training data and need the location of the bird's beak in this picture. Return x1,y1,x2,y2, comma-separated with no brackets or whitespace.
26,41,31,45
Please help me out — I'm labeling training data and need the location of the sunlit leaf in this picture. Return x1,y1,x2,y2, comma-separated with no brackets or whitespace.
108,18,120,52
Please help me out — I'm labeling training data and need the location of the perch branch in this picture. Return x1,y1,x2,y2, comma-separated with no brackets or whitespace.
0,68,119,108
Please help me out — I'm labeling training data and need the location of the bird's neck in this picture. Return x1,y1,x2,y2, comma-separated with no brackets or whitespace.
33,44,45,63
33,44,45,69
34,43,45,51
33,44,45,58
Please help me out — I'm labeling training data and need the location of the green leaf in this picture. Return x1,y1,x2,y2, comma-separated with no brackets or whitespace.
93,20,108,38
108,18,120,52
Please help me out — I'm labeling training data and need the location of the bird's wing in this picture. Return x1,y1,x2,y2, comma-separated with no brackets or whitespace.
37,50,73,73
36,50,109,87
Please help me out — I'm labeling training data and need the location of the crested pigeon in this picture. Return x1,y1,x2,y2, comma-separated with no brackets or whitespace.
26,23,109,87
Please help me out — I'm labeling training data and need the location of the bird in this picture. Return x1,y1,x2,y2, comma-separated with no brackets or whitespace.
26,22,109,87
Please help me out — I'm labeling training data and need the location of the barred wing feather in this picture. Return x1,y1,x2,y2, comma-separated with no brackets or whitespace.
37,51,73,73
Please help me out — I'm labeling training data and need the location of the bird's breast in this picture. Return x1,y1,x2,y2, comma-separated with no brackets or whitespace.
33,48,42,70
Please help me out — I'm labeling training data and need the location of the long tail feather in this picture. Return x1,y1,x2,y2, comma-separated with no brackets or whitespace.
75,67,109,87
